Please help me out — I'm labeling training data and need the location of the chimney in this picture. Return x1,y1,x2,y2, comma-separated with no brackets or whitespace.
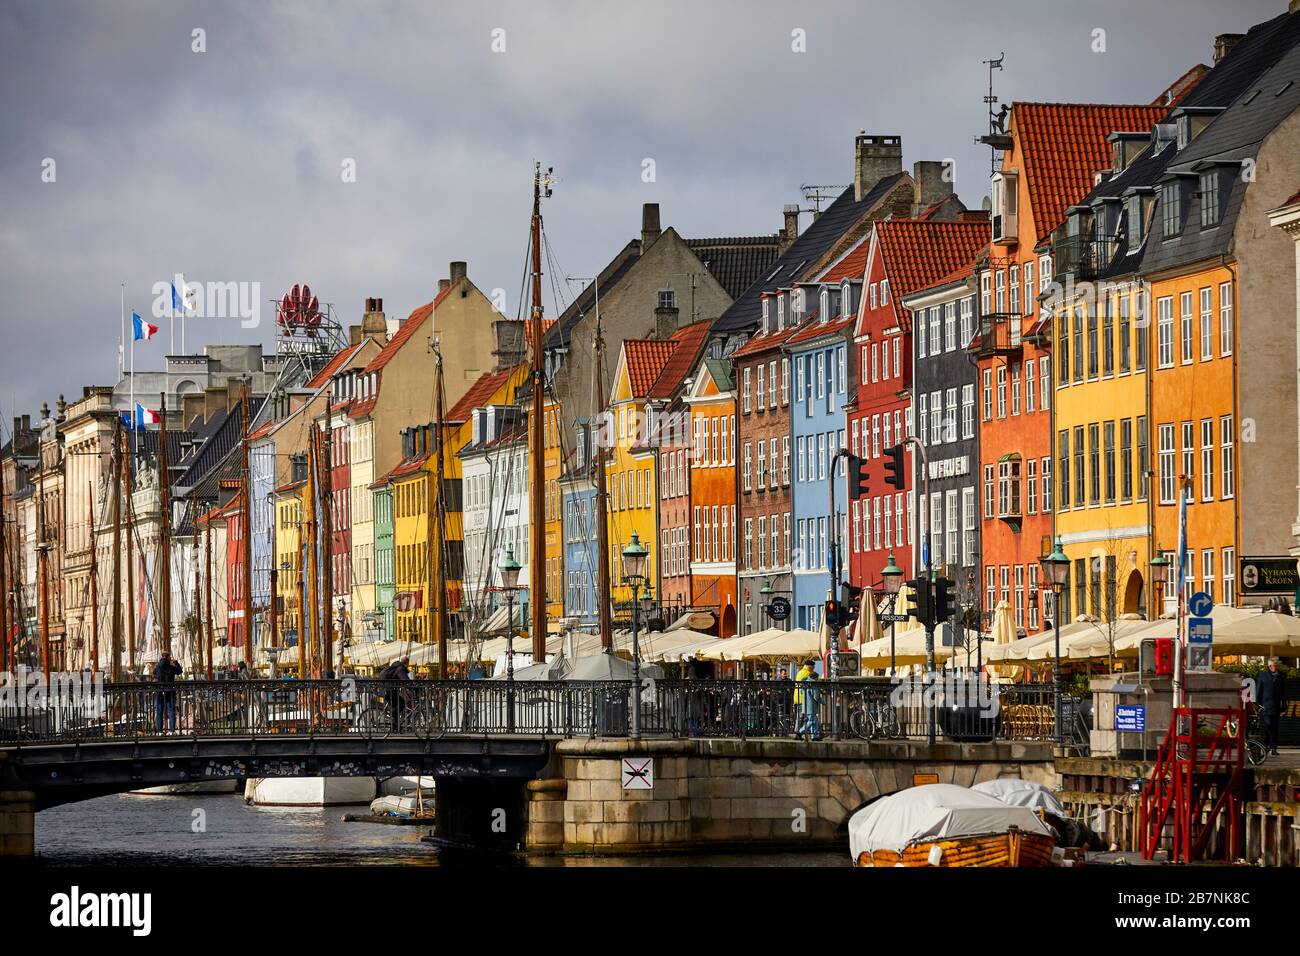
641,202,662,250
203,386,228,422
361,297,387,343
654,304,680,340
348,324,362,347
492,319,528,371
449,261,467,284
438,279,451,293
912,160,953,213
1213,33,1244,64
182,391,205,429
780,204,800,254
854,133,902,202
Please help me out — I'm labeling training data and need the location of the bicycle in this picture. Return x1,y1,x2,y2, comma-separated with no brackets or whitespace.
356,686,447,740
1225,710,1268,767
848,694,901,739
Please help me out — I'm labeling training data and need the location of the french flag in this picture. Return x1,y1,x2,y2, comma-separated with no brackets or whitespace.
136,403,161,428
132,311,159,342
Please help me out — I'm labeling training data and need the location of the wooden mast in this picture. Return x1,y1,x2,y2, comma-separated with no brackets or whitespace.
434,348,448,678
296,518,307,679
321,386,334,675
110,420,122,682
239,384,253,669
594,306,613,650
305,438,319,676
0,468,8,675
204,512,214,679
157,393,172,657
87,482,99,674
528,162,549,664
191,523,201,676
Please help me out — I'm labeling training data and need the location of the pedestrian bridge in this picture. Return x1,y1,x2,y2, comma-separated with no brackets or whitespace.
0,677,1063,857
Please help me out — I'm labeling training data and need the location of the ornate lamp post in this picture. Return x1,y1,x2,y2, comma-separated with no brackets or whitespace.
881,552,903,677
1149,549,1170,618
497,546,522,734
621,531,649,740
1039,538,1070,747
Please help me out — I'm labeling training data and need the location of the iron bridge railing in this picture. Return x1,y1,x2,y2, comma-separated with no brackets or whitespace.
0,678,1062,745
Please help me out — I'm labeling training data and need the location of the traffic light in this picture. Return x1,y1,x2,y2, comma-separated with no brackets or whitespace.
883,444,906,489
847,454,869,498
825,598,843,629
905,578,931,627
841,583,863,625
933,577,957,624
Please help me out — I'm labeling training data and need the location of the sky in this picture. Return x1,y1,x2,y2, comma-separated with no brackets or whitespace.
0,0,1286,426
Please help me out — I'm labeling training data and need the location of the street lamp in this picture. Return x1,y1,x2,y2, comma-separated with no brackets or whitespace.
881,552,903,677
621,531,650,740
498,546,523,734
1039,538,1070,748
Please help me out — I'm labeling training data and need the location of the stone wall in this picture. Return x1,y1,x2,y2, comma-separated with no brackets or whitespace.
0,790,35,858
526,737,1056,854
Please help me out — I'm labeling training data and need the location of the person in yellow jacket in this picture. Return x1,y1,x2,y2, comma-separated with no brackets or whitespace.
794,658,821,740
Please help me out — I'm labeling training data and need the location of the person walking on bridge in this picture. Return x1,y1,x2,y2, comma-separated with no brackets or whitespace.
1257,658,1288,757
153,652,183,733
794,658,821,741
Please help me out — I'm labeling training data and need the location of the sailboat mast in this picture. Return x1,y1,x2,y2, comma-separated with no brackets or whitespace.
594,310,613,650
38,441,49,680
305,439,319,675
296,519,307,679
157,393,172,658
0,473,8,675
88,482,99,674
434,349,449,678
110,421,123,682
240,384,253,669
125,433,137,675
528,162,548,664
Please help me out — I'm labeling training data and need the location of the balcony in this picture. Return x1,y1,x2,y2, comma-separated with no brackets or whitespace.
1052,233,1117,284
967,313,1022,359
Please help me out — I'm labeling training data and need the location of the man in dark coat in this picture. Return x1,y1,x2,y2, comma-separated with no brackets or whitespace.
153,652,183,732
1256,657,1288,756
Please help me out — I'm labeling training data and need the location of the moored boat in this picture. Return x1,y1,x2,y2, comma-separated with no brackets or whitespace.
849,784,1057,867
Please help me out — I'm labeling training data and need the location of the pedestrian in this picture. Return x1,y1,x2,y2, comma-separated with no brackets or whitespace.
153,652,183,733
794,658,821,740
1256,657,1288,756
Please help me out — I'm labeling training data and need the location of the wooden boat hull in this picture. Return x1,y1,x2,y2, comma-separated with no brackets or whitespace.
855,827,1056,867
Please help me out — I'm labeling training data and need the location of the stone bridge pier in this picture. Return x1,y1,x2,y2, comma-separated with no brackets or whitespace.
0,790,35,858
521,738,1057,855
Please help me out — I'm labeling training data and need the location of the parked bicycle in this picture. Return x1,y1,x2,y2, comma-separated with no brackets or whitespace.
356,686,447,739
848,693,901,739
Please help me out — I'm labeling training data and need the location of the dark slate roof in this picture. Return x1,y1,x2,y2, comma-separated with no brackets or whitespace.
713,172,909,334
544,241,641,351
685,236,782,299
1142,15,1300,275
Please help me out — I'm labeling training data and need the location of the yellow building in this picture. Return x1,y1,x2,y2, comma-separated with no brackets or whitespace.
542,394,565,623
274,481,304,651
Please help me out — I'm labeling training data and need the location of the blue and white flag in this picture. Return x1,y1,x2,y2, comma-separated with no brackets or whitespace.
170,274,196,313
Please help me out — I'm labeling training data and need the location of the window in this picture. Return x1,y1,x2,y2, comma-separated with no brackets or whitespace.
1041,455,1052,513
742,367,752,413
768,360,777,407
757,517,767,568
984,464,995,518
1072,309,1084,383
930,492,944,566
895,494,904,547
962,488,976,565
1009,265,1020,315
1102,297,1114,376
756,364,765,412
1223,548,1236,605
893,338,901,377
1104,422,1116,503
1161,181,1182,238
797,435,807,482
960,298,973,347
780,358,790,405
1181,421,1195,502
945,490,959,566
1221,416,1234,498
1023,261,1034,315
928,308,941,356
1027,458,1038,514
1200,171,1220,227
1202,549,1216,603
1156,296,1174,368
944,302,957,352
1010,364,1021,416
1058,430,1070,510
1158,424,1176,504
838,346,847,395
995,270,1006,313
880,280,889,305
996,366,1007,418
986,567,996,616
961,384,975,439
743,443,752,492
1200,419,1213,501
1119,294,1131,374
1087,306,1098,378
982,369,993,420
1121,419,1133,501
1025,359,1036,413
997,458,1021,517
980,272,991,315
769,437,779,488
1088,423,1100,506
917,310,927,357
930,391,941,445
918,393,928,445
1040,356,1051,410
1137,416,1149,501
1135,290,1149,371
1180,291,1194,364
1058,309,1070,385
1219,281,1233,356
782,436,790,486
870,283,878,310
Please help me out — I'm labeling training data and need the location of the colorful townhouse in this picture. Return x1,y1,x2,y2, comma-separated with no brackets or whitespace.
734,297,799,636
901,249,985,622
459,405,529,625
1140,17,1300,608
850,217,987,595
680,357,738,636
371,477,395,642
978,100,1164,632
788,280,853,633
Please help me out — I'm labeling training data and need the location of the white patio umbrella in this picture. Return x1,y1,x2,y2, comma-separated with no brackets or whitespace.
985,600,1021,681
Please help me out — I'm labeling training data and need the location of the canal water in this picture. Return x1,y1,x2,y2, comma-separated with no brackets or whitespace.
35,794,844,867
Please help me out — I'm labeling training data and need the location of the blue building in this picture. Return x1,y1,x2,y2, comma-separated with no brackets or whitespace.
560,420,599,627
249,437,275,646
787,271,858,633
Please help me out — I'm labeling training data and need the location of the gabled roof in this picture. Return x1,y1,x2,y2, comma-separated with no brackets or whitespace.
714,171,909,333
1013,102,1167,234
817,234,871,284
731,321,803,360
684,235,782,299
306,340,371,389
786,313,855,348
874,219,991,305
647,320,713,400
363,283,456,375
623,340,676,397
445,365,523,423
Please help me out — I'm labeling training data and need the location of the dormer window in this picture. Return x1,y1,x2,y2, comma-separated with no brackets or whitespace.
1161,181,1183,239
1127,194,1145,246
1199,170,1221,228
1176,115,1191,151
841,280,852,315
777,293,786,329
791,288,804,324
819,288,829,319
657,289,676,310
761,298,770,334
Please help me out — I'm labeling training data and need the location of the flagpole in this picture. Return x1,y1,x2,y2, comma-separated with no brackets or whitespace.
119,284,125,381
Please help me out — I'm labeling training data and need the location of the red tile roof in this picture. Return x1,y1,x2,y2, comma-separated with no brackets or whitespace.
787,312,855,347
306,341,369,389
247,420,274,441
624,340,676,397
346,396,377,420
445,365,522,423
1013,102,1167,235
382,454,428,483
362,283,456,375
732,322,804,359
875,219,991,305
275,479,305,494
910,252,983,299
817,235,870,283
647,320,713,399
